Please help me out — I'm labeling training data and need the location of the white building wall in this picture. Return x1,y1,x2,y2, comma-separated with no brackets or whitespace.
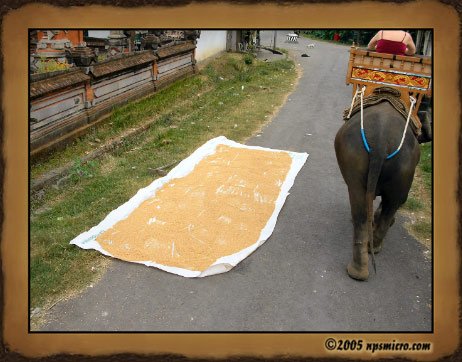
195,31,228,62
86,30,229,62
88,30,111,39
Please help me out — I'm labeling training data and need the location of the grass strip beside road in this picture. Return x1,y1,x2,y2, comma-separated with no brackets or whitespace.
30,53,298,317
403,142,432,249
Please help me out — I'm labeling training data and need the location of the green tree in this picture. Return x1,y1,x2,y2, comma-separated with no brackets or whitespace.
302,30,378,46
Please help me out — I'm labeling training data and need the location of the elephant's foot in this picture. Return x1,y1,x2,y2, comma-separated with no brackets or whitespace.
368,238,383,254
370,216,395,254
368,244,383,254
347,261,369,281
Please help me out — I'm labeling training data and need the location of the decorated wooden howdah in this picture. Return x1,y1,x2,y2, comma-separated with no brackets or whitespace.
346,46,432,119
346,47,431,93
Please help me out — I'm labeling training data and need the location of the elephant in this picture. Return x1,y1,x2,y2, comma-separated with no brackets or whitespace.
334,101,421,281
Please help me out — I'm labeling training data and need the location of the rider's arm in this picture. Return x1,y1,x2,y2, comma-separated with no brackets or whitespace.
404,33,417,55
367,32,380,51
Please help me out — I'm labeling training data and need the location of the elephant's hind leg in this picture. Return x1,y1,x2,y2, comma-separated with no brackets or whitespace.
372,198,402,253
346,185,370,281
372,168,415,253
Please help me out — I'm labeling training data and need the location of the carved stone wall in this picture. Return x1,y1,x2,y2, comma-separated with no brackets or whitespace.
30,42,197,157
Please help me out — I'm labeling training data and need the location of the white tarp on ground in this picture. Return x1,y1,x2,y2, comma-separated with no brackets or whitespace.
70,136,308,277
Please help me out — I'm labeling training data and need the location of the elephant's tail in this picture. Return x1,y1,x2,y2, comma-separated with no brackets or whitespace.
366,151,386,273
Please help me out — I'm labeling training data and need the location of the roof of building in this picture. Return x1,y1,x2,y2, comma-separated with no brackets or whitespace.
84,36,108,46
156,41,196,59
29,43,197,98
90,51,157,78
30,69,90,98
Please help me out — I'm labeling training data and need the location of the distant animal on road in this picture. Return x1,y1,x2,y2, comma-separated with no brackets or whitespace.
334,101,420,281
307,43,315,49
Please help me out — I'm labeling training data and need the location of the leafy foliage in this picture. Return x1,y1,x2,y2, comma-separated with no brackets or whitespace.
36,58,71,73
302,29,420,48
302,30,377,46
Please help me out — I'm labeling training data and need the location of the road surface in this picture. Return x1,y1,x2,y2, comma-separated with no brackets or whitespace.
40,31,432,332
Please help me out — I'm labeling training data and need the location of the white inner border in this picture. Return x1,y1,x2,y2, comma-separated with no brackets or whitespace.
70,136,309,277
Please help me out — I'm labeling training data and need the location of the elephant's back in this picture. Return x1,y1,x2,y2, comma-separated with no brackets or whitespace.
335,100,419,180
340,101,417,151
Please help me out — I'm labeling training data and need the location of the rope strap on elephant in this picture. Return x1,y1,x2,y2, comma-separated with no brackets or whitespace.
343,86,422,138
345,86,417,160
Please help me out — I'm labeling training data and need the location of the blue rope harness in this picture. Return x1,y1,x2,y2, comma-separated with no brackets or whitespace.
350,86,416,160
360,127,401,159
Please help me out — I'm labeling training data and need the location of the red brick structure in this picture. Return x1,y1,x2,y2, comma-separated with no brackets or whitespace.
33,30,84,59
31,30,96,72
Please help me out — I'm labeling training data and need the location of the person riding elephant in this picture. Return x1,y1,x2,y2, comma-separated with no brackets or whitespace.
368,30,432,143
367,30,416,56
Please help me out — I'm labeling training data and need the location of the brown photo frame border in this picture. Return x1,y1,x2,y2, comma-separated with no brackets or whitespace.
1,0,461,361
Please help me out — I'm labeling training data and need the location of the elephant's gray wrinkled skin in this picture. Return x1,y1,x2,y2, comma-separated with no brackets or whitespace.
335,101,420,281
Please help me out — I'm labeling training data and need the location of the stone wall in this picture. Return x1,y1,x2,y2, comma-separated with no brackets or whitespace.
30,41,196,158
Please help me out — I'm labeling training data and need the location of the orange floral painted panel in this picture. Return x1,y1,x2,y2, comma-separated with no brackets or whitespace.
351,67,430,90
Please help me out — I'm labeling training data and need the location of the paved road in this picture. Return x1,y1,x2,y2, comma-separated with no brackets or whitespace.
41,31,432,332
